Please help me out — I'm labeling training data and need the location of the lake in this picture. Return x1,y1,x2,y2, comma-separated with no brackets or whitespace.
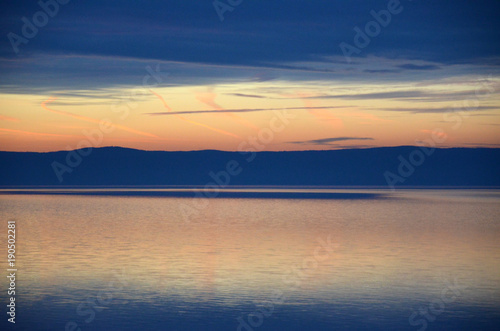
0,188,499,330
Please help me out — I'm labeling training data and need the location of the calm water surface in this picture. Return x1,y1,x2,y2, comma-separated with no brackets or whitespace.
0,189,499,330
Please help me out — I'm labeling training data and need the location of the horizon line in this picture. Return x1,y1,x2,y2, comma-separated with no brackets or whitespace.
1,145,500,154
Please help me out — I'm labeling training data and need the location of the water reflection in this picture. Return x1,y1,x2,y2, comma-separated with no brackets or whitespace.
0,189,499,330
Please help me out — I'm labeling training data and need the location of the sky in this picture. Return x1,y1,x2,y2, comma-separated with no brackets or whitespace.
0,0,499,152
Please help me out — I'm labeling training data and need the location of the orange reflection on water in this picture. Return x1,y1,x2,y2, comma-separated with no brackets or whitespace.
1,191,499,306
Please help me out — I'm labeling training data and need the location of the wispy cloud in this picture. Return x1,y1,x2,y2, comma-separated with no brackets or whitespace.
0,1,498,93
0,114,20,122
0,128,78,138
306,91,426,100
332,144,376,149
288,137,374,146
145,105,352,116
363,69,400,74
362,64,440,74
305,89,499,102
294,92,343,129
41,97,158,138
195,87,260,131
397,64,441,71
228,93,267,99
375,106,498,113
150,90,241,139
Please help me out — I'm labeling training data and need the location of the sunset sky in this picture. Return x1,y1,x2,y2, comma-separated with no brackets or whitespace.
0,0,499,152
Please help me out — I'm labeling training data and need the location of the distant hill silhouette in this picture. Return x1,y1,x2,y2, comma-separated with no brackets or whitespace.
0,146,499,187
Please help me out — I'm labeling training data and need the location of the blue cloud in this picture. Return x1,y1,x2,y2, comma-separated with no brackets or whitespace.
397,64,441,71
289,137,374,145
0,0,498,91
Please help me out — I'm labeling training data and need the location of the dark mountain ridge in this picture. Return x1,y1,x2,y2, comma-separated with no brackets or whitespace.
0,146,499,188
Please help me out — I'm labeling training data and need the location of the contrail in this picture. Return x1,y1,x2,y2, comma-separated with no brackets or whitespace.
146,105,351,116
296,92,343,129
150,90,241,139
0,114,20,122
41,97,159,138
0,127,78,138
195,89,260,131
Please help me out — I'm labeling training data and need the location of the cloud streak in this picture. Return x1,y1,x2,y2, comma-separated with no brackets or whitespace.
0,114,20,122
41,97,159,138
304,89,500,102
150,90,241,139
374,106,498,114
397,64,441,71
0,128,78,138
195,87,260,131
146,106,351,116
288,137,374,146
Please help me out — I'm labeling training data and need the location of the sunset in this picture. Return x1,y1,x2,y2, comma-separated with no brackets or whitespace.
1,1,499,152
2,74,500,152
1,1,499,330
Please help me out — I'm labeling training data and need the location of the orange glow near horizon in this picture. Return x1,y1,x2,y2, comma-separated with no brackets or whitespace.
0,78,499,152
150,89,242,139
195,88,261,132
41,97,159,138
